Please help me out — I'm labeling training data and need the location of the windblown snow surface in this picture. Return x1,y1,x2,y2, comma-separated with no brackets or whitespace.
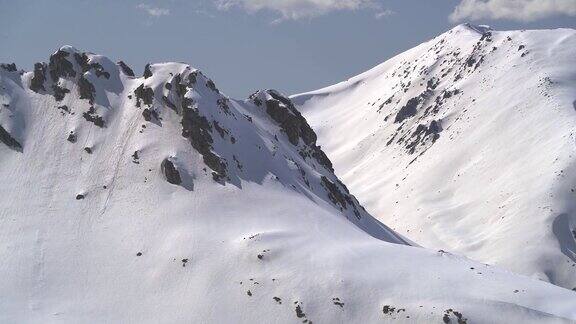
293,24,576,293
0,43,575,323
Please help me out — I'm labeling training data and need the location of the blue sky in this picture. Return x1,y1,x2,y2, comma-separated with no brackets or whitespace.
1,0,575,97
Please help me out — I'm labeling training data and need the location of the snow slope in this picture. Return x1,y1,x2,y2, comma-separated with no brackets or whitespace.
293,24,576,291
0,45,575,323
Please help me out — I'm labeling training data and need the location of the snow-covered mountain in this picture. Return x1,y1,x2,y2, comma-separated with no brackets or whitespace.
293,24,576,291
1,44,575,323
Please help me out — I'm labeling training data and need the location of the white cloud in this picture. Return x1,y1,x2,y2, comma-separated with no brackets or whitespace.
450,0,576,22
375,9,394,19
137,3,171,17
215,0,385,21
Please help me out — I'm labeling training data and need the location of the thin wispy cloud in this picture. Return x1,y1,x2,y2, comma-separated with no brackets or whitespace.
215,0,389,22
375,9,394,19
450,0,576,22
137,3,171,17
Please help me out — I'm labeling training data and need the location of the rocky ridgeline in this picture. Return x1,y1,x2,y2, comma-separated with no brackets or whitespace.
366,24,531,164
0,46,386,237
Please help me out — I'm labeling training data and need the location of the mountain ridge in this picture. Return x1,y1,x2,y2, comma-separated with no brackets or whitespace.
293,23,576,290
1,38,576,323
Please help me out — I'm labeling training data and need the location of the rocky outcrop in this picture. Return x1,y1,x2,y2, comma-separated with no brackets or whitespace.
48,50,76,82
262,90,333,172
117,61,135,77
0,63,17,72
30,63,47,93
78,75,96,104
82,107,105,127
51,84,70,101
161,158,182,185
181,98,227,181
0,124,22,151
143,64,152,79
134,84,154,107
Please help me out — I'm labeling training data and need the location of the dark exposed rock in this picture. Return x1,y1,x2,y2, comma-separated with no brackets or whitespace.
443,309,468,324
295,304,306,318
82,106,105,127
213,121,228,138
74,52,91,73
262,90,333,171
78,75,96,104
382,305,395,315
321,176,348,210
48,50,76,82
427,77,439,90
67,132,77,143
172,74,187,97
30,63,47,93
134,84,154,107
132,151,140,163
76,194,85,200
143,64,152,79
51,84,70,101
406,120,442,154
188,71,198,85
90,62,110,79
161,158,182,185
181,98,227,180
0,63,17,72
217,98,231,115
162,96,177,111
332,297,344,308
206,79,219,93
142,108,159,122
84,147,92,154
117,61,135,77
265,97,316,146
57,105,70,113
311,149,333,172
0,124,22,151
394,97,420,123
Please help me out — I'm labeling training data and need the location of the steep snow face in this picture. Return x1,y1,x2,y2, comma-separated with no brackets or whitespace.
293,24,576,290
1,46,576,323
